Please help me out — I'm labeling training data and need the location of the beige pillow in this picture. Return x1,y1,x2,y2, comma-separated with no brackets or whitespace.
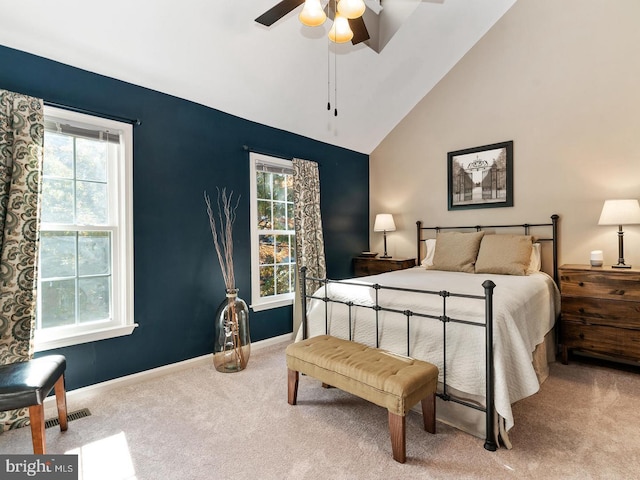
430,231,485,273
475,235,533,276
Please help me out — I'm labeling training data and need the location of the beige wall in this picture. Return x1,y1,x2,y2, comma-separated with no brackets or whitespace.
370,0,640,268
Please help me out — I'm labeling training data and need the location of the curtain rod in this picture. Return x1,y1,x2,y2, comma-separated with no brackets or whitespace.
44,101,141,126
242,145,320,166
242,145,292,161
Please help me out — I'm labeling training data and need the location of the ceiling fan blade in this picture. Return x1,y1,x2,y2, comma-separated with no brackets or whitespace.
349,16,370,45
255,0,306,26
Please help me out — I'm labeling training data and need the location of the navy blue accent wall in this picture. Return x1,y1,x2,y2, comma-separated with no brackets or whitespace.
0,45,369,390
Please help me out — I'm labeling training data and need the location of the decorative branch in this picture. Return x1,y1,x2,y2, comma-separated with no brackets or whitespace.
204,188,240,290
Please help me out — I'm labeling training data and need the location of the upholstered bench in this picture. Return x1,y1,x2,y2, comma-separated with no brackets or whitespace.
286,335,438,463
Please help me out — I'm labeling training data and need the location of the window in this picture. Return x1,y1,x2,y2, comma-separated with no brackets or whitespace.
249,153,296,311
34,106,135,351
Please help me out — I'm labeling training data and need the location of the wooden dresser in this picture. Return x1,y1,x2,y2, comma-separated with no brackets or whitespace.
353,257,416,277
558,264,640,365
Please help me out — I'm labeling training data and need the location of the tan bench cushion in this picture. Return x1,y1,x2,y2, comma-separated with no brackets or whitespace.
286,335,438,416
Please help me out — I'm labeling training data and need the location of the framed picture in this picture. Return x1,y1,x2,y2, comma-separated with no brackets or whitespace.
447,140,513,211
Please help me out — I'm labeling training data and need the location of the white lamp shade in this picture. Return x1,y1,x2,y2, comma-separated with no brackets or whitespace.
299,0,326,27
328,13,353,43
337,0,366,19
373,213,396,232
598,199,640,226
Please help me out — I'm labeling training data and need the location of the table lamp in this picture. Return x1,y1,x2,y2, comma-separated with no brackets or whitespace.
374,213,396,258
598,199,640,268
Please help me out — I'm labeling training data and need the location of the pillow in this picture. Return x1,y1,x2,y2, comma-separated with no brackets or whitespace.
475,235,533,276
527,243,542,274
421,238,437,267
429,231,485,273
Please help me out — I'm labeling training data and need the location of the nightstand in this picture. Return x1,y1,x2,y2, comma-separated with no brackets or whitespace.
353,257,416,277
558,264,640,365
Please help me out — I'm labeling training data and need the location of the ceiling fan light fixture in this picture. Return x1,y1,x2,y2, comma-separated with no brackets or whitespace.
328,12,354,43
337,0,366,19
299,0,327,27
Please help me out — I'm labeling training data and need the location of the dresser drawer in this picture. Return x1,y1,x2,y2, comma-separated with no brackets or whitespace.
561,321,640,361
559,269,640,301
561,296,640,329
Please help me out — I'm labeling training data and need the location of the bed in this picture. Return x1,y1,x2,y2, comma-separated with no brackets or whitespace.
297,215,560,450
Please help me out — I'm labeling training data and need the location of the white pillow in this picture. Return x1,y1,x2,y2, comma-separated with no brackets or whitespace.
421,239,437,267
527,243,542,274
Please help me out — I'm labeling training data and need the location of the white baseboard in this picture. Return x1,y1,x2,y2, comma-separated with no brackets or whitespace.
44,332,293,415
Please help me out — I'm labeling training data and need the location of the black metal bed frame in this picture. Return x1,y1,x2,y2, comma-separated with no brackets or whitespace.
300,214,559,452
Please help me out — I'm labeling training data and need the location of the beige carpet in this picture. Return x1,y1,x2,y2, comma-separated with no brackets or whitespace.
1,342,639,479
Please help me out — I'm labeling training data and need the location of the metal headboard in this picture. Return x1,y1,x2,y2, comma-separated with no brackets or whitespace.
416,214,560,284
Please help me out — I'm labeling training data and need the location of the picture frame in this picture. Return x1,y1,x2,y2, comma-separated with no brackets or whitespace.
447,140,513,211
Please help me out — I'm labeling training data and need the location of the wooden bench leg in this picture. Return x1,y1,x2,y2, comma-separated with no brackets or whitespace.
288,369,299,405
28,404,46,455
55,374,68,431
388,412,406,463
421,392,436,434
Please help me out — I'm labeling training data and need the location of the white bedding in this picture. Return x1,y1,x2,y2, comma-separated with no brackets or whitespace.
299,267,560,433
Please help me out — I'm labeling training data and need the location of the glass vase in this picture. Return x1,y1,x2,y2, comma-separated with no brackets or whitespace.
213,288,251,372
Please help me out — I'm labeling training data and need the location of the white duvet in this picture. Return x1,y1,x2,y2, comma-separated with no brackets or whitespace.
299,267,560,432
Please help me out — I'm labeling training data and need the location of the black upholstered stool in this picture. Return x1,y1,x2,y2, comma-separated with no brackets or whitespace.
0,355,68,454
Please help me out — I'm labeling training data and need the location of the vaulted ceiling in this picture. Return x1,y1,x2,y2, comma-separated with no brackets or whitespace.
0,0,516,153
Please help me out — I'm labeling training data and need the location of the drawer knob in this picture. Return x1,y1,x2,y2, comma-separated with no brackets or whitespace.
579,333,585,340
578,282,584,287
578,307,585,314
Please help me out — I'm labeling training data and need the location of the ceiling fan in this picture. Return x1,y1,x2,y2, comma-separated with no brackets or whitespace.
255,0,370,46
255,0,434,53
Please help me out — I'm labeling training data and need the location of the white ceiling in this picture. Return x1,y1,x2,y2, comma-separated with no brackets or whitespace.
0,0,516,154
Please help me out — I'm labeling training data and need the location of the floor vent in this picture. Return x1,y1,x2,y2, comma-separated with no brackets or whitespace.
45,408,91,429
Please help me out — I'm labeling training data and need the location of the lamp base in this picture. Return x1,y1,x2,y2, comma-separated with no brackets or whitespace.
612,264,632,269
380,255,392,259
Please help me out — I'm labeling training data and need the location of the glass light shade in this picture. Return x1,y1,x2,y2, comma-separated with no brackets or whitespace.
337,0,366,19
328,13,354,43
373,213,396,232
299,0,327,27
598,199,640,225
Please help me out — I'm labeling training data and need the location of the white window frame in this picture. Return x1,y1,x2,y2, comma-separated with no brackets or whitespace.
249,152,295,312
34,106,136,351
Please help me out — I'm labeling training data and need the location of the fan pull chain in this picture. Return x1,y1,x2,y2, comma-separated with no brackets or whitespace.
334,41,338,117
333,0,338,116
325,0,338,116
327,37,331,112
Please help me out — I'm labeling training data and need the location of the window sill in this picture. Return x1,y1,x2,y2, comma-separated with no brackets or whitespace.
250,298,294,312
34,324,139,352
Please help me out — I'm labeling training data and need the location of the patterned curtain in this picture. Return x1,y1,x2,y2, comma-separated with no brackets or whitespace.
292,158,326,336
0,90,44,431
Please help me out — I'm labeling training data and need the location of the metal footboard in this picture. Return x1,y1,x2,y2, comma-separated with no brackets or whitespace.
299,266,498,451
